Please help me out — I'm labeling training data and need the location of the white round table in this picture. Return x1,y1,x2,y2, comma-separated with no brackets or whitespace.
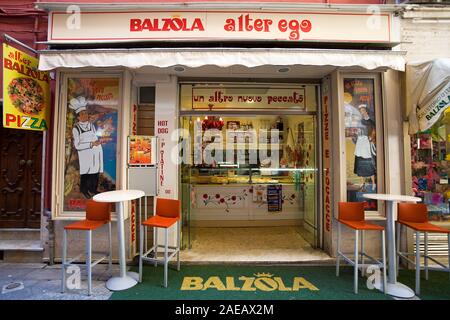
363,193,421,298
93,189,145,291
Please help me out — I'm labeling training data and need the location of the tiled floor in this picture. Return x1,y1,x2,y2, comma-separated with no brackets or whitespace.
179,226,333,263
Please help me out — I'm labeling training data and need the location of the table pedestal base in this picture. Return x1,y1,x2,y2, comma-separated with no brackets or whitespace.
375,280,415,298
106,273,138,291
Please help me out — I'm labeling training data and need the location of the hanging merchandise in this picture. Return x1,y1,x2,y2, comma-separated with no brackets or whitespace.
201,116,224,131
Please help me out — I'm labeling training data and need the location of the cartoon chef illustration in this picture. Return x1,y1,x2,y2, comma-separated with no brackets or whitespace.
69,96,104,199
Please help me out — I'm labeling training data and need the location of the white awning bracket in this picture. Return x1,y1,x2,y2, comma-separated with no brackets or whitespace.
38,48,406,72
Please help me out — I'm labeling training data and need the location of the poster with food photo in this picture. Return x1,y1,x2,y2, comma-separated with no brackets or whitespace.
128,135,153,165
63,77,119,211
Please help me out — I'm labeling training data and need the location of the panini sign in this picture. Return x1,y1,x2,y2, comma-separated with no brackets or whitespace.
49,10,392,43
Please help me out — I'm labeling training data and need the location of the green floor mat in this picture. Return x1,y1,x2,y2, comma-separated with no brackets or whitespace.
110,265,394,300
397,269,450,300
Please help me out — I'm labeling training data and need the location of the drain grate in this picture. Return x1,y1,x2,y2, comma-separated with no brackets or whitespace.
2,282,24,294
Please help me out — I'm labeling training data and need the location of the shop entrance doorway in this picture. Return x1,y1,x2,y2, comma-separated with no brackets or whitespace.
179,111,325,262
0,115,42,228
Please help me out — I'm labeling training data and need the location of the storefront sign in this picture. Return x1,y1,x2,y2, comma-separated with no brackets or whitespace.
191,87,305,110
181,273,319,292
49,11,392,43
131,104,138,135
322,81,331,234
2,44,50,131
416,83,450,131
321,77,332,254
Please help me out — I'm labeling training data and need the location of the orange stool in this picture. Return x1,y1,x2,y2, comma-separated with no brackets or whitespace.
139,198,181,287
61,200,112,296
396,203,450,295
336,202,387,294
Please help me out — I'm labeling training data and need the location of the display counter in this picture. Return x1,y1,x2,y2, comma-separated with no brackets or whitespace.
182,167,312,223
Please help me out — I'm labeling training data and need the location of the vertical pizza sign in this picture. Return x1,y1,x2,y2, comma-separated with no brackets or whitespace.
2,44,50,131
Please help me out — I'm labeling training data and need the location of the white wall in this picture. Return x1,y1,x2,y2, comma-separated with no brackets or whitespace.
399,18,450,63
155,76,179,247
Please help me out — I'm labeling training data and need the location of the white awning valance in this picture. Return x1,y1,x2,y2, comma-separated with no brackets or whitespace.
38,48,406,72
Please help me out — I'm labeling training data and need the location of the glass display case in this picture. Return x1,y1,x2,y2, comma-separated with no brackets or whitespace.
180,115,316,225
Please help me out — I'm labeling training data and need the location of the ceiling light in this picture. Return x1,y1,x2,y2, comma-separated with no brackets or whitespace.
173,66,185,72
277,67,290,73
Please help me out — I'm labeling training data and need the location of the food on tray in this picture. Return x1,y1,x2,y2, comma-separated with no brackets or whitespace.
7,77,45,115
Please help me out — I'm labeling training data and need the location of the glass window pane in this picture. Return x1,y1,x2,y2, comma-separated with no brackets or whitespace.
410,110,450,222
63,77,120,212
343,78,378,211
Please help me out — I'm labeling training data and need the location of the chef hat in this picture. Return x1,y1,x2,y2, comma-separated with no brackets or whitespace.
69,96,88,114
358,104,367,110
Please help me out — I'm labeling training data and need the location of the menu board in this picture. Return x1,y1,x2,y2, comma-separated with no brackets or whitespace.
267,185,282,212
128,135,156,165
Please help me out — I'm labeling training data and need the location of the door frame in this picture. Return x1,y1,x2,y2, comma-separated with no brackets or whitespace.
178,84,323,251
0,119,44,229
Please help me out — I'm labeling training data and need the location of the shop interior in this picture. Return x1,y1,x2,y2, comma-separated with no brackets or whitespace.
177,85,329,261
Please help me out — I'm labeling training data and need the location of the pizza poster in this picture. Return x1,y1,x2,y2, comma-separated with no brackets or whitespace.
2,43,50,131
128,135,153,165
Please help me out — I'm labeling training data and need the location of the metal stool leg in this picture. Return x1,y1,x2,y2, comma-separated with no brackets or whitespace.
336,222,341,277
108,221,112,272
86,230,92,296
448,233,450,282
154,227,158,267
61,229,67,293
382,230,387,294
177,220,181,271
354,229,359,294
361,230,365,277
139,224,144,283
164,228,168,288
415,231,421,295
424,232,429,281
396,222,401,277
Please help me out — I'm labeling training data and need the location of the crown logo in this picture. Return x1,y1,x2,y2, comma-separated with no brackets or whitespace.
254,272,273,278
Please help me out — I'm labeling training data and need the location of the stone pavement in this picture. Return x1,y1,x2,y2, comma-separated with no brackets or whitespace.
0,262,116,300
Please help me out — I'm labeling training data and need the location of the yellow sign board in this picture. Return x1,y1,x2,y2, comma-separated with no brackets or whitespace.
2,43,50,131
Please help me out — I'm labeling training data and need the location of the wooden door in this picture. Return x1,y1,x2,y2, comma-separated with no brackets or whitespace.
0,124,42,228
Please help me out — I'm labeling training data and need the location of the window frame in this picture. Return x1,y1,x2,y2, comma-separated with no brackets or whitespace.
51,71,125,219
339,72,385,218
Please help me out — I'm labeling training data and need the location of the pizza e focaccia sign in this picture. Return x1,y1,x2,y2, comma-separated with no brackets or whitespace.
49,10,392,44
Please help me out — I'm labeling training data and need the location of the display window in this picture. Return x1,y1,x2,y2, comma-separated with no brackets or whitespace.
52,73,123,217
178,82,320,248
342,75,383,212
410,108,450,221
